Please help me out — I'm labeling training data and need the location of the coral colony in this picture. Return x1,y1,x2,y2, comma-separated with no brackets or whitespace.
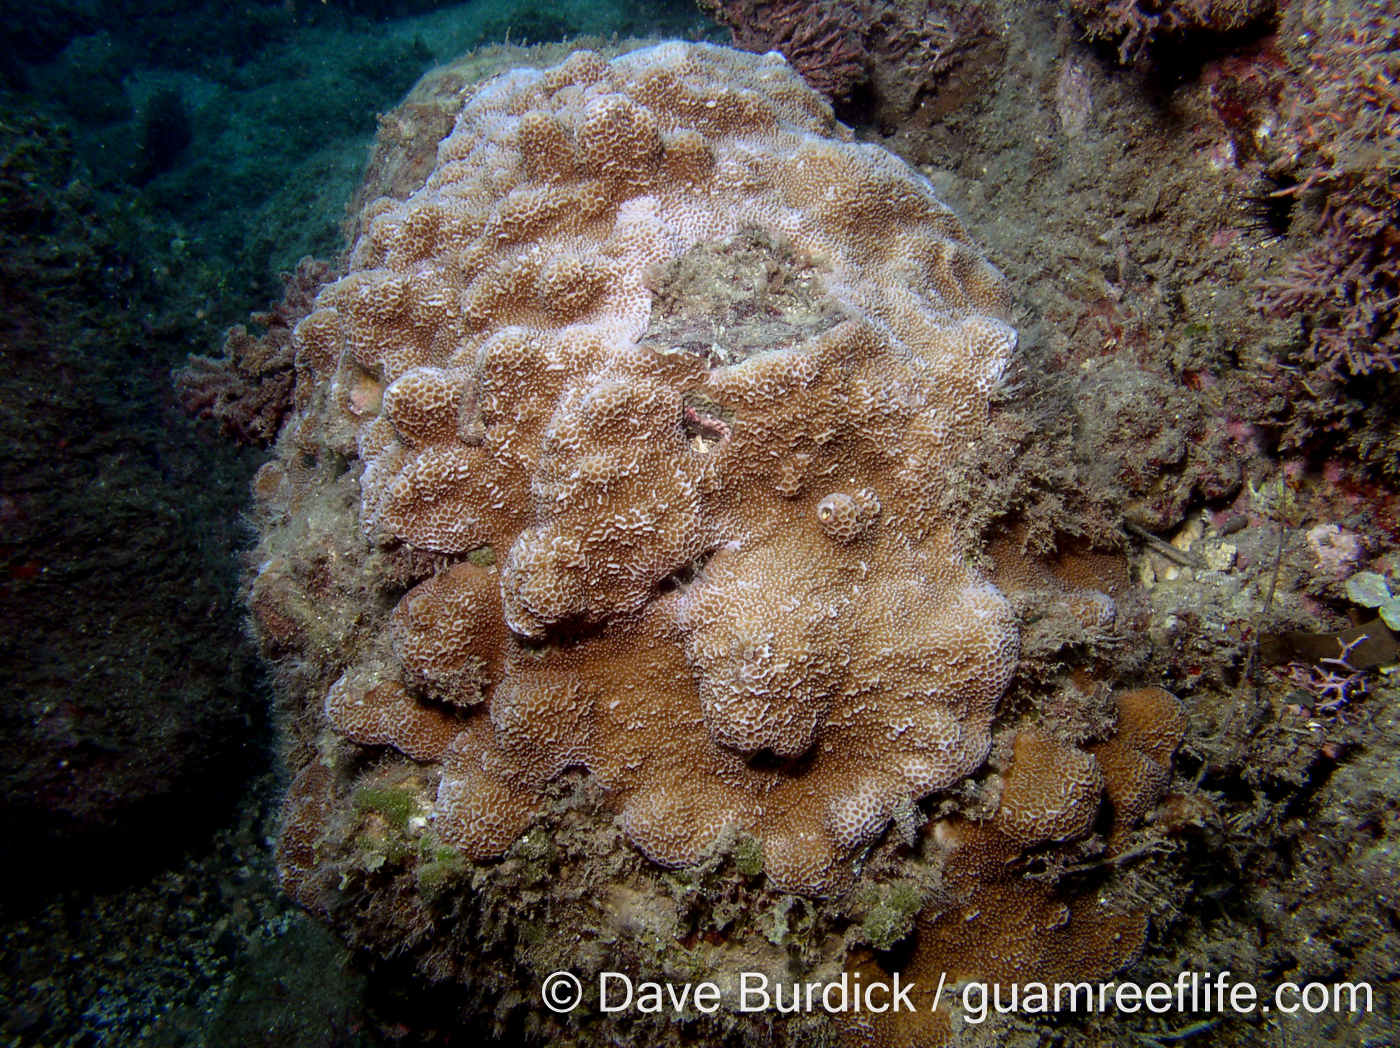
278,40,1022,896
245,43,1195,1046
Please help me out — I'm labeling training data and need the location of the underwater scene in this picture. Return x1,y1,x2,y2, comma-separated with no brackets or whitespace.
1,0,1397,1045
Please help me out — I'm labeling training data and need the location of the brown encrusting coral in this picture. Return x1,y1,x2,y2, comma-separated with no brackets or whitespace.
234,39,1238,1046
846,688,1187,1047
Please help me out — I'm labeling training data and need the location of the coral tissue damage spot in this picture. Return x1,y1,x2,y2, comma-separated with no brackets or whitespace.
278,42,1021,898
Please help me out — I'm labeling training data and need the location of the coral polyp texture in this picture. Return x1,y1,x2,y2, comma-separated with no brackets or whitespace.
280,41,1019,897
847,688,1188,1048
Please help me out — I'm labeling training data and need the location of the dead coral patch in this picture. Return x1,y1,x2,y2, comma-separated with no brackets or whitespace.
639,224,842,368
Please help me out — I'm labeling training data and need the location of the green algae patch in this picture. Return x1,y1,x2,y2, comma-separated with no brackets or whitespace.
861,883,921,951
733,833,764,877
352,785,421,835
415,843,467,895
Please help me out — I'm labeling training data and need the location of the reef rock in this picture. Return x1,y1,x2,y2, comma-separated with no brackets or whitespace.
275,41,1019,897
1063,0,1272,64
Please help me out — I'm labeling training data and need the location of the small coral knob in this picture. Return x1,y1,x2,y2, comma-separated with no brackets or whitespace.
815,489,880,542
